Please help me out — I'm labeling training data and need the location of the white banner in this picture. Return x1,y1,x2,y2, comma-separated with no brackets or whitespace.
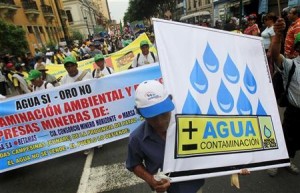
0,64,161,173
153,19,289,182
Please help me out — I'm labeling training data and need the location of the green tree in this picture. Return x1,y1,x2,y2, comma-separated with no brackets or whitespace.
69,30,84,44
0,19,28,56
124,0,177,23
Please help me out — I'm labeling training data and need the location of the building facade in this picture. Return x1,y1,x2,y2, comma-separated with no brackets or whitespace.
62,0,111,40
180,0,214,25
0,0,68,54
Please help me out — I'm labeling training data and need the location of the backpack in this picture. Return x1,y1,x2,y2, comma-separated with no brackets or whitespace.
272,61,296,107
136,52,156,67
92,67,112,78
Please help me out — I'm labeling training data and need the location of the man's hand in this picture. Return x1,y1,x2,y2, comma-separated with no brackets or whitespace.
150,176,170,193
273,18,286,35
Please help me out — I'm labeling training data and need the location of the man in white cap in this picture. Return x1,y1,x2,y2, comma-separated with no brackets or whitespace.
126,80,205,193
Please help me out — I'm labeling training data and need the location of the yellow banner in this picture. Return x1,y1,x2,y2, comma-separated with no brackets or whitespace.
176,115,277,157
46,33,157,77
110,33,157,72
46,58,94,79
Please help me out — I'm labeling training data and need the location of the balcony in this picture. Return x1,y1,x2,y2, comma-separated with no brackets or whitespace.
22,1,40,22
0,0,19,19
41,4,54,23
60,9,67,22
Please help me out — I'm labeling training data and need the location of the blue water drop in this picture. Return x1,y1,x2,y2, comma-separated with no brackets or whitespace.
223,54,240,83
182,91,201,114
256,100,267,115
264,126,272,138
237,88,252,115
207,100,217,115
190,59,208,94
203,42,219,72
243,65,257,94
217,80,234,113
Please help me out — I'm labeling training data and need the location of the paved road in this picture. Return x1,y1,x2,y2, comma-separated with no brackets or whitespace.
1,107,300,193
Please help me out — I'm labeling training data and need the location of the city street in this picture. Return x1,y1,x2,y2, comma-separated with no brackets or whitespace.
1,107,300,193
0,137,300,193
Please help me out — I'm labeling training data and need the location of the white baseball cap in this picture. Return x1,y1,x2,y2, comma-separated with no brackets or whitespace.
135,80,175,118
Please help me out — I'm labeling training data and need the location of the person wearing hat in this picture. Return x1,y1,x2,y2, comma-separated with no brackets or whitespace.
269,19,300,176
60,56,92,85
92,54,114,78
27,69,54,92
126,80,205,193
130,40,158,68
36,65,61,87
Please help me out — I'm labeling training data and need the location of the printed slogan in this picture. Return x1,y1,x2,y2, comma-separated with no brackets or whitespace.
0,64,161,173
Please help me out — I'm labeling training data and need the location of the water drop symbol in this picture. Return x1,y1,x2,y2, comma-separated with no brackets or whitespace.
243,65,257,94
237,88,252,115
182,91,201,114
190,59,208,94
264,126,272,138
207,100,217,115
223,54,240,83
217,80,234,113
256,100,267,115
203,42,219,72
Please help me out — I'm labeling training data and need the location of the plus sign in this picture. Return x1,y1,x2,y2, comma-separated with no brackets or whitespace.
182,121,198,140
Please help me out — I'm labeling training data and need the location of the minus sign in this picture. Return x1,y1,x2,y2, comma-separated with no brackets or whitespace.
54,96,58,98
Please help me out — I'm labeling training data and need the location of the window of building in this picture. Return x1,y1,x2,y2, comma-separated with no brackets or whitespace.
199,0,202,6
188,0,191,10
194,0,197,8
27,26,33,33
205,0,211,4
66,10,73,23
39,26,44,33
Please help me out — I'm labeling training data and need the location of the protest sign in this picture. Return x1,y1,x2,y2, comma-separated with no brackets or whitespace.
0,63,161,173
153,19,290,182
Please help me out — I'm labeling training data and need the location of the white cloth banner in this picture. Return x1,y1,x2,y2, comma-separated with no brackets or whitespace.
0,64,161,173
153,19,289,182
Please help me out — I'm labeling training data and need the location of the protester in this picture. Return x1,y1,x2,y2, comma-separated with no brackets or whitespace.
60,56,92,85
130,40,158,68
34,55,45,69
268,18,300,177
126,80,205,193
87,42,102,58
284,6,300,59
92,54,113,78
261,12,277,75
27,69,54,92
36,65,61,86
7,62,30,94
53,49,66,64
243,14,260,36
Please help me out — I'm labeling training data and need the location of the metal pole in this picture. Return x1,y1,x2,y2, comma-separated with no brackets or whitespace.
84,17,91,38
239,0,243,23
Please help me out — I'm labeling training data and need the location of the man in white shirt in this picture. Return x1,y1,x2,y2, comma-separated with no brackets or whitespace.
27,70,54,92
92,54,114,78
60,56,92,85
130,40,158,68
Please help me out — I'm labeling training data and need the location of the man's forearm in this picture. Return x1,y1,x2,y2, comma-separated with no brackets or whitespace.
133,164,154,186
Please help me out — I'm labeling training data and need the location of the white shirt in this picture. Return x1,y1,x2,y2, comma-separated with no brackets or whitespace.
93,65,114,78
61,70,93,85
34,62,46,69
261,26,275,50
34,81,54,92
131,52,158,68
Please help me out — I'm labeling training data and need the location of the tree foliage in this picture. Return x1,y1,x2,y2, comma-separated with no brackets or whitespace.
0,19,28,56
69,30,84,43
124,0,177,23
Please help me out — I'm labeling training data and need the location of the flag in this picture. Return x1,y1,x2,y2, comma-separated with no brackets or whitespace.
120,20,123,34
